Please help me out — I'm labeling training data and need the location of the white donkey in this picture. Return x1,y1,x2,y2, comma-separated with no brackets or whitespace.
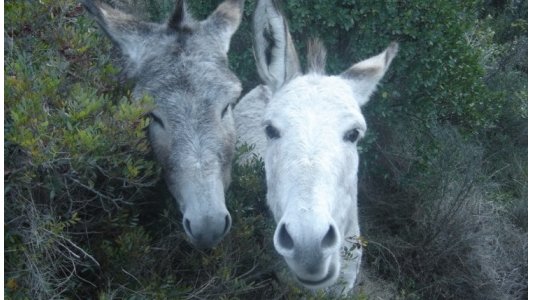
83,0,244,248
235,0,397,294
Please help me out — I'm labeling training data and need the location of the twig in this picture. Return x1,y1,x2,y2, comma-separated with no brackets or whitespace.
42,228,100,266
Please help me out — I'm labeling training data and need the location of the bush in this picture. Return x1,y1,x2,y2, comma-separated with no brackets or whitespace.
5,1,159,298
469,0,527,231
5,0,527,299
277,0,502,132
359,123,527,299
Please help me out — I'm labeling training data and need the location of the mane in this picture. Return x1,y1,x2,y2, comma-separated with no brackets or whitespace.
306,38,326,74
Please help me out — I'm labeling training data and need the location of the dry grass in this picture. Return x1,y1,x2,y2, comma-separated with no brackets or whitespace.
360,123,527,299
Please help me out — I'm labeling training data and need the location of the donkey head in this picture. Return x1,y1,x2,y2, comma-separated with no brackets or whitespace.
240,0,397,291
83,0,244,248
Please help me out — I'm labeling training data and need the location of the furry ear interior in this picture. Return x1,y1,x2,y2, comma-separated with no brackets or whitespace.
204,0,245,53
341,42,398,106
253,0,301,91
82,0,155,65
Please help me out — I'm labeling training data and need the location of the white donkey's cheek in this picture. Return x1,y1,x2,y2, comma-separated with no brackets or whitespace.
333,151,360,222
265,165,284,221
264,143,283,218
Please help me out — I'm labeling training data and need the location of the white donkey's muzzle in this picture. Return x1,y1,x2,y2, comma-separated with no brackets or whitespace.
273,213,342,288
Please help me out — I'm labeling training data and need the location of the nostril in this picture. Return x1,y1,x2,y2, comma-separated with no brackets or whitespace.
277,223,294,250
321,225,338,249
223,214,231,235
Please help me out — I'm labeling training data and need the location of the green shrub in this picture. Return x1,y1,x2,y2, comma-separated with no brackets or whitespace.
360,123,527,299
5,0,526,299
470,1,527,231
5,1,158,298
276,0,501,132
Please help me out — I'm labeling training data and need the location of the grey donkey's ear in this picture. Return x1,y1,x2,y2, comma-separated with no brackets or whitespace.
254,0,301,91
82,0,155,64
204,0,245,53
341,42,398,106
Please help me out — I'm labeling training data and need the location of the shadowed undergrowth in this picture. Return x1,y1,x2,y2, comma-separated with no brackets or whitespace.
5,0,526,299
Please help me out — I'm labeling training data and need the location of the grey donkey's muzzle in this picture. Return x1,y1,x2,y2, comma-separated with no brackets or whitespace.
183,211,232,248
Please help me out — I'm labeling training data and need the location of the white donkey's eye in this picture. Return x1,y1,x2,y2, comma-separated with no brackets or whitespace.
221,103,234,119
343,128,359,143
265,124,281,139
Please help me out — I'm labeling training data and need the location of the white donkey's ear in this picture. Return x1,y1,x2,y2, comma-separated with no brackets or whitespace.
254,0,301,91
204,0,245,53
341,42,398,106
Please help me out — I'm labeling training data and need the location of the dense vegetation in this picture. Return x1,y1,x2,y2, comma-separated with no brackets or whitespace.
5,0,527,299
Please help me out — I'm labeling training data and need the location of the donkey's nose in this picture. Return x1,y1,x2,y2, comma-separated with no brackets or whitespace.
183,213,232,248
321,224,339,249
273,221,340,257
275,223,295,253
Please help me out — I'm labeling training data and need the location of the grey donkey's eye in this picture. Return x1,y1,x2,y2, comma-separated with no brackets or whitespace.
265,124,280,139
150,112,164,128
343,128,359,143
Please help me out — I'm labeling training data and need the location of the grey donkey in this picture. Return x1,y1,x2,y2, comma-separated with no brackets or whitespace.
82,0,245,248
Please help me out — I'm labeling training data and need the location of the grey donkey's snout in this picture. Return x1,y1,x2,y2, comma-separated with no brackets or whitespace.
183,212,232,248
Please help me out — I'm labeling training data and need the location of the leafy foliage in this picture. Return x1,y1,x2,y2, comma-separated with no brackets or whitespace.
278,0,501,132
4,0,526,299
5,1,158,298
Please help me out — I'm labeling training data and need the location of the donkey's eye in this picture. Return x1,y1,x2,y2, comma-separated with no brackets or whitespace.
265,124,280,139
343,128,359,143
221,103,234,118
150,112,165,128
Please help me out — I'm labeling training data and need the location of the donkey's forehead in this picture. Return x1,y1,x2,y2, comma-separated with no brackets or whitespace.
155,82,241,118
266,75,365,127
131,23,233,74
138,54,242,100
